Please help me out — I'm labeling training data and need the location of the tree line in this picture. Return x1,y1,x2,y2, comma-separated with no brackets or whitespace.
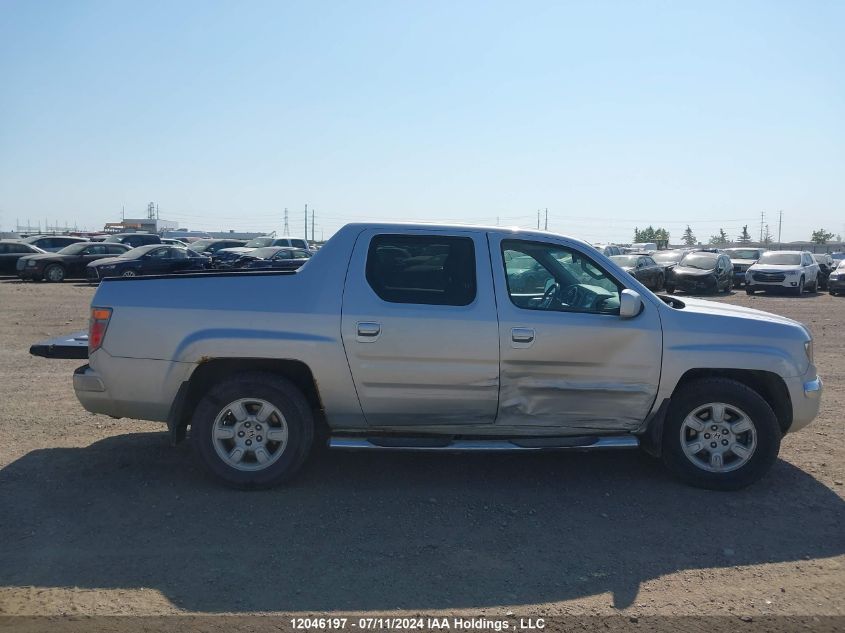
633,225,841,246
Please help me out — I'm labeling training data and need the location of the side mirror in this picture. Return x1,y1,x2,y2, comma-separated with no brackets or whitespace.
619,289,643,319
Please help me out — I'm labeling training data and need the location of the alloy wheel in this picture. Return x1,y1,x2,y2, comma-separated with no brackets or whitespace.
211,398,289,472
680,402,757,473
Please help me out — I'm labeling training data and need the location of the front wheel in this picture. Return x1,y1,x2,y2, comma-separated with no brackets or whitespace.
794,277,804,296
664,285,674,294
191,372,314,488
746,286,755,295
662,378,781,490
44,264,66,283
121,269,138,278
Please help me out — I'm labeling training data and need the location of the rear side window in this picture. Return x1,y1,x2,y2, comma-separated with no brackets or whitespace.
291,239,308,249
106,245,127,255
366,234,476,306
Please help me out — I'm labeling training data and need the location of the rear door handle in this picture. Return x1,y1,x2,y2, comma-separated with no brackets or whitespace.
356,322,381,342
511,327,535,347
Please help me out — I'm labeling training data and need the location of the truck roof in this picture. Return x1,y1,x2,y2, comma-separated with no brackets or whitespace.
337,222,582,244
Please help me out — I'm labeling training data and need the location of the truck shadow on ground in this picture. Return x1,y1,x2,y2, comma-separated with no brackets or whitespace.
1,432,843,612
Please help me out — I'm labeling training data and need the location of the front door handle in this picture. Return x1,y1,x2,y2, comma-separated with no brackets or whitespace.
357,322,381,342
511,327,535,345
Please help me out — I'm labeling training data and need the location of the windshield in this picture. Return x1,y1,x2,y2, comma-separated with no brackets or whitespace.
245,237,273,248
117,245,157,259
610,255,640,267
758,252,801,265
813,254,829,262
56,243,90,255
680,253,718,270
652,251,684,264
724,249,761,260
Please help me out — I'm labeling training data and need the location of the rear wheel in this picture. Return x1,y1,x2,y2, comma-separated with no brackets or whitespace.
44,264,65,283
191,372,314,488
662,378,781,490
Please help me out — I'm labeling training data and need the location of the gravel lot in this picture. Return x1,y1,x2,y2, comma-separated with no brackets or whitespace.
0,277,842,620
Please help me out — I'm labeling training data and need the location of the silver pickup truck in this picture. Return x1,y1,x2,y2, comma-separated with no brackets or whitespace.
34,223,823,490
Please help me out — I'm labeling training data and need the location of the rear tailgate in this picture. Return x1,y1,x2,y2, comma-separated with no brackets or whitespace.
30,331,89,359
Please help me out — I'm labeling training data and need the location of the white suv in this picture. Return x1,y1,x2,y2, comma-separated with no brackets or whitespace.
745,250,820,295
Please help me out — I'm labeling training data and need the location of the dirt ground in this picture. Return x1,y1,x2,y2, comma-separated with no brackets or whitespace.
0,277,843,622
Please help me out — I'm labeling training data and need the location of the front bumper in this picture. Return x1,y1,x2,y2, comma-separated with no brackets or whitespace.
674,275,717,293
17,267,44,280
785,368,823,432
827,277,845,292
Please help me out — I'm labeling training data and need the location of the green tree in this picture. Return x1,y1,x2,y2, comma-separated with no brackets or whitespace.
737,225,752,244
682,225,697,246
811,229,834,244
708,228,728,245
762,224,773,246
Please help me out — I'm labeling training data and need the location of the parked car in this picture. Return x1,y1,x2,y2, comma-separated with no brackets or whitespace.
17,242,131,282
86,245,209,281
630,242,658,253
665,251,733,294
21,235,88,252
103,233,162,248
831,252,845,262
161,238,189,248
609,254,664,290
593,243,623,257
33,223,821,492
745,251,820,295
0,240,46,274
723,247,766,288
827,259,845,296
241,247,313,270
212,236,310,268
812,253,835,290
649,249,690,284
185,238,247,257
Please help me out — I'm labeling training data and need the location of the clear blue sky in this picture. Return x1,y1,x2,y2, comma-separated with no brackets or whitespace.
1,0,843,243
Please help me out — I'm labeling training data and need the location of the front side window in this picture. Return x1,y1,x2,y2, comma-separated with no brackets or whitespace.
502,240,621,315
366,234,476,306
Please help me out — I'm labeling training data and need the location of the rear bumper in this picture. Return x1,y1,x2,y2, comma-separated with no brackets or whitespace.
73,353,194,422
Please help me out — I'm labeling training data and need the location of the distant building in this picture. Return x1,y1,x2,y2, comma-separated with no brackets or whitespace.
103,218,178,234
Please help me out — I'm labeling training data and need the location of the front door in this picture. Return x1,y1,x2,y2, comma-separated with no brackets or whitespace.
490,235,663,433
341,229,499,427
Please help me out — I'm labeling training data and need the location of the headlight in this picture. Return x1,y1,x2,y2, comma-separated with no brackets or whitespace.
805,339,814,363
26,260,37,267
830,273,839,280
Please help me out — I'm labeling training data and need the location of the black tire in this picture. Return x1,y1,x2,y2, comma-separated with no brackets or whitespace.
831,290,838,296
664,285,674,294
794,277,804,296
745,287,754,295
43,264,66,283
656,274,664,292
662,378,781,491
190,372,315,489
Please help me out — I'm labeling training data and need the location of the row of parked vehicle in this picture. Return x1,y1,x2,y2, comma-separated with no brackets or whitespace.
602,245,845,297
1,233,313,282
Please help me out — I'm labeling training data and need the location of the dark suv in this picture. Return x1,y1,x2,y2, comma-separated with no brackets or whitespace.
21,235,88,252
103,233,162,247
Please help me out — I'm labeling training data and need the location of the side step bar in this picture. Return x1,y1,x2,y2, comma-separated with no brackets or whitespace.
328,436,639,452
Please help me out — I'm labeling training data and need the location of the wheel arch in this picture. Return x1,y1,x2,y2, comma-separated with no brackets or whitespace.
167,357,326,444
640,367,793,456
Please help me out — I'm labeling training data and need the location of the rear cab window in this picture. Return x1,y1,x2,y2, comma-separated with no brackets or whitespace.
366,234,476,306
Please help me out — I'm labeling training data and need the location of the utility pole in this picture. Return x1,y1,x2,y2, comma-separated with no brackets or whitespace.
777,210,783,248
304,204,308,240
760,210,765,244
544,208,548,231
311,208,315,244
283,208,289,236
537,210,540,230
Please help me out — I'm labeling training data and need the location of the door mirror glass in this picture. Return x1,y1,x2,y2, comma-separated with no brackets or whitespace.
619,289,643,318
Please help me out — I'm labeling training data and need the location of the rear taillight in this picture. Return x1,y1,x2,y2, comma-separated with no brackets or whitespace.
89,307,112,353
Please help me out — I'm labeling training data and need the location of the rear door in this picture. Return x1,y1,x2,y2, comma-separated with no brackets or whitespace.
490,234,663,433
341,229,499,427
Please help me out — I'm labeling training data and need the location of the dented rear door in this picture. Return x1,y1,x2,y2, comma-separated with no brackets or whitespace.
489,233,662,433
